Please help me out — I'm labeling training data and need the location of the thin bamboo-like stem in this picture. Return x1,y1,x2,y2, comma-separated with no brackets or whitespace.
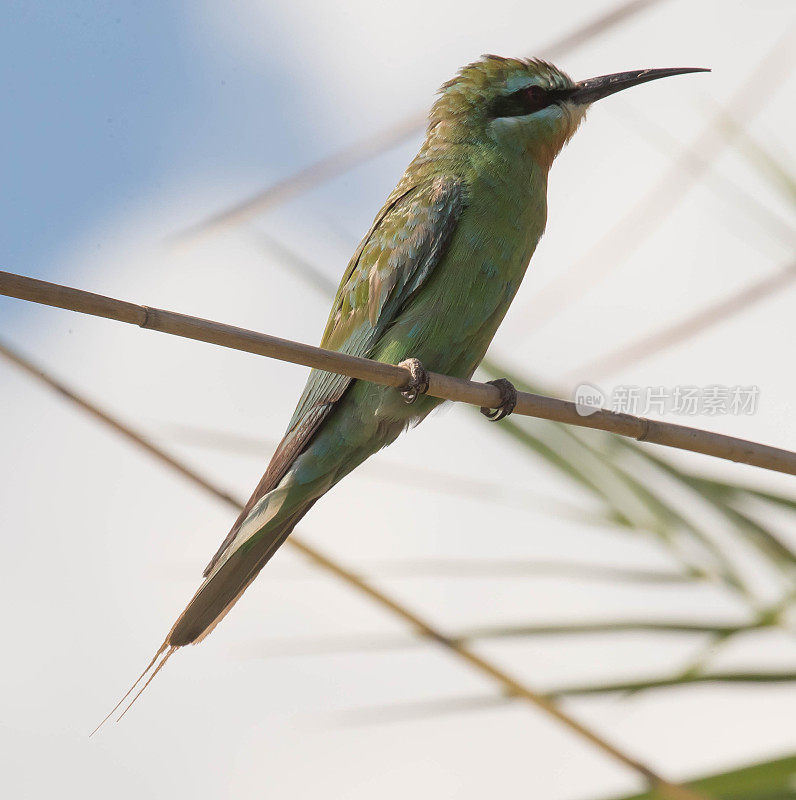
2,269,794,476
253,226,796,603
250,233,748,593
0,339,708,800
563,260,796,382
170,0,669,245
510,25,796,339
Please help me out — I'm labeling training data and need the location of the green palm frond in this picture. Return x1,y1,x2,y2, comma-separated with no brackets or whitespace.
479,360,796,600
601,753,796,800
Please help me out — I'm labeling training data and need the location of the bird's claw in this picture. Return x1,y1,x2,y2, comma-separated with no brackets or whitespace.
480,378,517,421
398,358,429,404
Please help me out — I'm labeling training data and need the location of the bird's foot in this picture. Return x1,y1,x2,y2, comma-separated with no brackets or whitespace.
398,358,429,404
480,378,518,421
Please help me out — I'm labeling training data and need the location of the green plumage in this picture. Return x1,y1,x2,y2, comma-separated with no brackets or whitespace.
178,59,566,644
143,56,706,663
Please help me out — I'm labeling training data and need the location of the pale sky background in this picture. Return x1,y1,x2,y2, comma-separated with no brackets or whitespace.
1,1,795,798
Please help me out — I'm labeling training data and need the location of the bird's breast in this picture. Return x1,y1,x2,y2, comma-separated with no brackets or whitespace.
390,162,547,377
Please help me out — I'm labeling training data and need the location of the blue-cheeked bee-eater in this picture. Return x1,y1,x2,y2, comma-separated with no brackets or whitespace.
99,56,708,725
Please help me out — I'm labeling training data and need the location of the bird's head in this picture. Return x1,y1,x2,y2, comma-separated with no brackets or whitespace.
430,56,708,169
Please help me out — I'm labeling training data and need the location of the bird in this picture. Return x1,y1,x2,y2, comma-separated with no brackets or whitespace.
98,55,708,726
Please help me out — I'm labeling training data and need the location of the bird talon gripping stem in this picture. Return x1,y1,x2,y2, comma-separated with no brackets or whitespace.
398,358,430,404
480,378,518,421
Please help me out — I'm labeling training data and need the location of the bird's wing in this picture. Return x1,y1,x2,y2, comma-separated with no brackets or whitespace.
203,175,464,575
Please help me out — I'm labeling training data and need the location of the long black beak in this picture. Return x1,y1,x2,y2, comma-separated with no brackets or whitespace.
566,67,710,105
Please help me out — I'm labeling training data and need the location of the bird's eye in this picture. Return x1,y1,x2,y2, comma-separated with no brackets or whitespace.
523,85,548,110
490,85,553,118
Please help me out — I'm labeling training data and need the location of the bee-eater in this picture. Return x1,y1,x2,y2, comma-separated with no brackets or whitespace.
104,56,707,721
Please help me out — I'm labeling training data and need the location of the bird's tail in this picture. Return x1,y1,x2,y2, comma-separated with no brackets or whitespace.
92,496,316,732
167,502,315,647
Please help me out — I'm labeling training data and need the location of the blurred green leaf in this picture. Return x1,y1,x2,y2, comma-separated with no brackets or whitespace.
553,670,796,698
715,103,796,208
601,753,796,800
242,618,761,658
334,681,796,727
480,360,763,593
611,440,796,576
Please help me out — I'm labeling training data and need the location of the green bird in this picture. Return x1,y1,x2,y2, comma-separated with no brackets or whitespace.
103,56,707,721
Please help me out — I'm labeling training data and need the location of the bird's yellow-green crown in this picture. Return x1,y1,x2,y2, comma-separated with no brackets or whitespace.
430,55,574,124
427,55,582,168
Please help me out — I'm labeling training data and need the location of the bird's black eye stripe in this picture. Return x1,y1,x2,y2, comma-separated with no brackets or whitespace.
490,85,557,118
